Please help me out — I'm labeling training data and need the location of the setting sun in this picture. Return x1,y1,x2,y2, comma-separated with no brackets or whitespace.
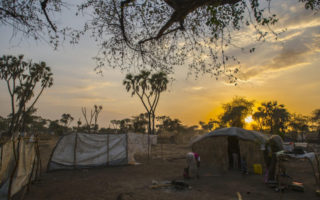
245,115,253,123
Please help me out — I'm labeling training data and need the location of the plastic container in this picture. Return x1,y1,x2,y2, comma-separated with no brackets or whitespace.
253,164,262,175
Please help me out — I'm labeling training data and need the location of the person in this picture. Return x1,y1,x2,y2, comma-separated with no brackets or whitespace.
265,135,284,182
240,156,248,174
232,153,239,169
185,152,200,179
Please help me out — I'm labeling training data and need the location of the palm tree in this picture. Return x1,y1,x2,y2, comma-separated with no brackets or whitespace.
0,55,53,135
149,72,169,134
123,70,168,135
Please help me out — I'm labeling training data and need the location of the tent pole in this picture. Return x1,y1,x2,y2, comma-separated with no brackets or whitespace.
148,133,150,160
73,133,78,169
126,133,128,163
35,136,42,178
107,134,110,166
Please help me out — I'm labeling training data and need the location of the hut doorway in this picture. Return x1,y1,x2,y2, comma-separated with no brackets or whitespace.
228,136,240,169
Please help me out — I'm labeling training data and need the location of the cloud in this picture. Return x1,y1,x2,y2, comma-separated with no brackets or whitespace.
72,94,116,102
280,6,320,31
183,86,206,93
277,30,303,42
191,86,204,91
238,25,320,81
73,81,114,92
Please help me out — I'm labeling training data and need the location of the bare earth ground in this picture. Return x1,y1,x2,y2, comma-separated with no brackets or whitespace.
21,138,320,200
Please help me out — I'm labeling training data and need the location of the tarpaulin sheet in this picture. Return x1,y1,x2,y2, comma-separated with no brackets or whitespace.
0,141,17,200
10,141,36,196
48,133,131,170
0,138,39,200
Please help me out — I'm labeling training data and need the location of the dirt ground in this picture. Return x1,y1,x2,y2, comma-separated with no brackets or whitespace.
21,138,320,200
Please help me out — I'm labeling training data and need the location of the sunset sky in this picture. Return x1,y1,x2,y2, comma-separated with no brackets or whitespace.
0,1,319,128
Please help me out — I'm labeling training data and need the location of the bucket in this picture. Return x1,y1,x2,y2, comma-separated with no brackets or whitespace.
253,164,262,175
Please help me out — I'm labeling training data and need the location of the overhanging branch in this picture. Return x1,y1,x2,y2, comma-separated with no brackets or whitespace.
120,0,242,45
41,0,57,32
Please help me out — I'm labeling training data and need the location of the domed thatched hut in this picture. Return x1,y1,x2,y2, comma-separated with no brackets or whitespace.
192,127,268,172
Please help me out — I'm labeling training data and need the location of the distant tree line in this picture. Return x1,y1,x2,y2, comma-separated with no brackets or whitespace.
106,114,198,135
199,97,320,140
0,97,319,141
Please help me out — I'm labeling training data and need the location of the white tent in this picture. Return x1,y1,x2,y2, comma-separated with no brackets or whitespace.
47,132,156,171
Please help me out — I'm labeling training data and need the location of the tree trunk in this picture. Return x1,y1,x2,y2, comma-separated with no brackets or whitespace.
147,112,152,160
152,112,155,135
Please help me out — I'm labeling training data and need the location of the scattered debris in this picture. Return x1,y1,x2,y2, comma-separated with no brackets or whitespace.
150,180,191,191
269,180,305,193
266,180,278,188
275,186,286,192
171,180,191,190
150,180,171,189
116,192,135,200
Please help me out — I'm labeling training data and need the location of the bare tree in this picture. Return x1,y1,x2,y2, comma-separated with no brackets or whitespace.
81,105,103,133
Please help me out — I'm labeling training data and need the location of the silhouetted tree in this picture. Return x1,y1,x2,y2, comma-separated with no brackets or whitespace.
60,113,74,129
110,113,148,134
0,116,9,132
157,116,183,133
99,127,116,134
78,0,319,79
60,113,74,131
2,1,319,78
110,119,120,130
289,113,309,142
123,70,168,135
30,116,49,134
81,105,103,133
254,101,290,137
311,109,320,135
199,118,221,131
219,97,254,128
48,120,64,135
77,118,82,131
253,107,266,131
0,55,53,136
132,113,148,133
0,0,65,48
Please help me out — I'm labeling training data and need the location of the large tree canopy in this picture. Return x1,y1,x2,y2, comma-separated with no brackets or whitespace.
1,0,319,78
77,0,320,80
